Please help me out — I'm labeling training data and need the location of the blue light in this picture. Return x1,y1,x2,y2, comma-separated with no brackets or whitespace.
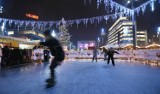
157,27,160,35
158,27,160,32
101,28,105,35
51,30,56,37
97,37,100,42
1,22,5,31
151,0,154,11
127,0,131,4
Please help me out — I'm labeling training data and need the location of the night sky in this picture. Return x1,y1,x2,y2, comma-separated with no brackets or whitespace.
0,0,160,46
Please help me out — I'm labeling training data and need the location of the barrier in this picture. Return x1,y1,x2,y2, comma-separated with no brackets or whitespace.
31,49,44,62
65,50,160,66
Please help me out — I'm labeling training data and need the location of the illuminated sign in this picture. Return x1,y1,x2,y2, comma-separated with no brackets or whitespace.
26,13,39,20
78,41,96,50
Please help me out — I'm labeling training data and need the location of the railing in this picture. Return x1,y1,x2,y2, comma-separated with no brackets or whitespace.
65,49,160,66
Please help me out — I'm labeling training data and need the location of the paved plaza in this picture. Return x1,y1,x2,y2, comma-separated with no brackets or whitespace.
0,60,160,94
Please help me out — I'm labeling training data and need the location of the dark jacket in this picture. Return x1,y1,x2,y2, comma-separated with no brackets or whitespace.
108,48,119,56
40,37,65,61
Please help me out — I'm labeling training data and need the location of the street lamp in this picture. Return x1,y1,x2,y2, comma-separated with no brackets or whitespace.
1,22,5,35
127,0,137,49
157,27,160,35
157,27,160,43
97,37,100,48
69,41,72,50
101,28,105,45
127,0,131,4
51,30,56,37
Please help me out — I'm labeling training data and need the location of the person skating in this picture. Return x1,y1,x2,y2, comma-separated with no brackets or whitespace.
92,47,99,62
102,47,108,61
36,30,65,88
107,47,119,66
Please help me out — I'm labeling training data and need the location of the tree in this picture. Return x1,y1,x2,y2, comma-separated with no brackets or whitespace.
58,18,71,46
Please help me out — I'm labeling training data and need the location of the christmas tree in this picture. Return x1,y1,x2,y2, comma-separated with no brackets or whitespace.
58,18,71,46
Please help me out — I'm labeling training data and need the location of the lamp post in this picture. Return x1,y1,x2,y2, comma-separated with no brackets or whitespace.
69,41,72,50
97,37,100,48
18,25,20,33
1,22,5,35
127,0,137,49
157,27,160,43
101,28,105,45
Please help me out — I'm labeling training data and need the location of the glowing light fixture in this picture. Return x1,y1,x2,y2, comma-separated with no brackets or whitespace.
1,22,5,31
26,13,39,20
127,0,131,4
51,30,56,37
157,27,160,35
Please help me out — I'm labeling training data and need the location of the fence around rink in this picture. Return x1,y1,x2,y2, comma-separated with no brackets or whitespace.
65,50,160,62
1,49,160,67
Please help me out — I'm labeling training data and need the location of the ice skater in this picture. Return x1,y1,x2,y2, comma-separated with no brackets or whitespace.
107,47,119,66
36,30,65,88
102,47,108,61
92,47,99,62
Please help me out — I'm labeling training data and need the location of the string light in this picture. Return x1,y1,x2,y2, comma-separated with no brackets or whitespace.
0,0,157,30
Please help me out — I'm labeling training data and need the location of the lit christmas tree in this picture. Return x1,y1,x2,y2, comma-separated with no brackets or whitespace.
58,18,71,47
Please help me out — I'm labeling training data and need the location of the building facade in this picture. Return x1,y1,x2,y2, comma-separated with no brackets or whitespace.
7,29,45,41
108,17,148,47
136,30,148,46
108,17,133,46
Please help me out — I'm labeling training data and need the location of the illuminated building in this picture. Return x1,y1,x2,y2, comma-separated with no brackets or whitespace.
151,35,159,44
108,17,133,46
0,35,39,48
7,29,45,41
136,30,148,46
0,30,44,48
108,17,148,47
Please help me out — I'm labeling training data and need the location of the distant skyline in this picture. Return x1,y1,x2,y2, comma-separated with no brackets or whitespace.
0,0,160,46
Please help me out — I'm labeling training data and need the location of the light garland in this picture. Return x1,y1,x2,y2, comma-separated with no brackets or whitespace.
133,0,154,15
97,0,156,15
0,0,157,30
0,12,124,30
150,0,155,11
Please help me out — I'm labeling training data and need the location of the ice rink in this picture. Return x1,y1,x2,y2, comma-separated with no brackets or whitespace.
0,60,160,94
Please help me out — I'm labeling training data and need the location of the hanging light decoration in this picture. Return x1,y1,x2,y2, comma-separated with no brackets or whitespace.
150,0,155,11
0,0,157,30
